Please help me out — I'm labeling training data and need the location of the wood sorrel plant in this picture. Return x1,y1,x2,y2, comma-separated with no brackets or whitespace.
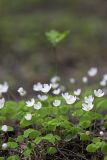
0,69,107,160
45,30,69,75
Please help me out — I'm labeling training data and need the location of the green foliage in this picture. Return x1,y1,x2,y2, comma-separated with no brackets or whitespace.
47,147,57,155
86,138,105,153
79,120,91,129
0,89,107,159
104,156,107,160
101,143,107,155
43,134,59,144
0,158,5,160
7,142,18,149
86,143,97,153
45,30,69,46
92,137,101,143
23,129,41,138
16,135,24,142
34,136,42,144
7,155,20,160
23,147,32,157
80,133,90,141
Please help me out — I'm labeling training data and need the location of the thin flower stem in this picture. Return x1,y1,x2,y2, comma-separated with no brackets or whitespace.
52,46,58,76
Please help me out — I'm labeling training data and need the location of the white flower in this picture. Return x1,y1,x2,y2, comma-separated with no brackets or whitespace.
82,76,88,83
17,87,26,96
74,89,81,96
84,95,94,104
94,89,104,97
0,82,9,94
62,93,76,104
82,103,94,111
103,74,107,81
33,82,42,91
24,113,32,121
53,88,61,95
34,102,42,110
53,100,61,107
100,74,107,86
86,131,90,136
26,98,35,107
41,84,51,93
82,94,94,111
88,67,98,77
0,98,5,109
2,143,8,150
33,83,51,93
65,96,77,104
37,95,48,101
100,79,106,86
62,92,71,99
69,78,75,84
51,83,59,89
51,76,60,83
99,131,104,136
1,125,8,132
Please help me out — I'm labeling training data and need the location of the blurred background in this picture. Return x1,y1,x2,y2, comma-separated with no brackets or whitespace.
0,0,107,89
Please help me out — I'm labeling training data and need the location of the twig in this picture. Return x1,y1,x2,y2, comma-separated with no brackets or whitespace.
60,148,88,160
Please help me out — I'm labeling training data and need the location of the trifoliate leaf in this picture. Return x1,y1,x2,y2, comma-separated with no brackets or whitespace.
47,147,57,155
86,144,97,153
